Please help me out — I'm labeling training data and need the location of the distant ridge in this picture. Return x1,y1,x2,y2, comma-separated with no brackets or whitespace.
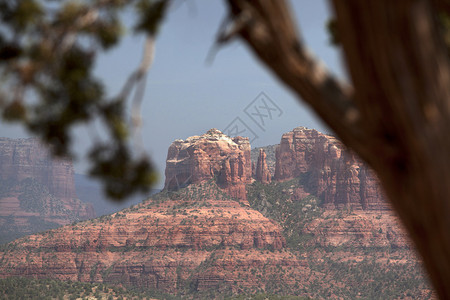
0,138,94,244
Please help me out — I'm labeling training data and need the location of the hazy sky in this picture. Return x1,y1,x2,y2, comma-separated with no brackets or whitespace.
0,0,345,189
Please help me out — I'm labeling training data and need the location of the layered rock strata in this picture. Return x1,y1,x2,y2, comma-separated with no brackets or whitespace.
274,127,389,210
0,183,306,295
303,211,410,249
0,138,95,243
0,130,428,298
165,129,252,201
0,138,77,198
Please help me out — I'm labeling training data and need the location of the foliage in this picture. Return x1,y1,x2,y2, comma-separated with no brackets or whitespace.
225,294,311,300
247,177,432,299
246,178,322,251
0,0,171,200
0,276,175,299
301,253,432,299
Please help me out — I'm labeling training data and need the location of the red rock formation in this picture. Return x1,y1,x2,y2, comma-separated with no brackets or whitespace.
0,131,428,298
0,182,307,295
303,210,411,249
0,138,95,243
255,149,271,184
273,127,389,210
165,129,252,201
0,138,77,198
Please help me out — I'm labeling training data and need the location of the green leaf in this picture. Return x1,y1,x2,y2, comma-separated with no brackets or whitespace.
88,144,158,200
134,0,169,35
2,100,27,122
326,19,340,46
9,0,43,31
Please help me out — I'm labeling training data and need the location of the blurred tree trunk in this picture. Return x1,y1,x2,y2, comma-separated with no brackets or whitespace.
224,0,450,298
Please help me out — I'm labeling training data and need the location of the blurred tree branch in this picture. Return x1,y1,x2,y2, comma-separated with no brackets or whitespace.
0,0,170,199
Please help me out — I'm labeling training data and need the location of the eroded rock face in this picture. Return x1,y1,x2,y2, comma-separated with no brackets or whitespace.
164,129,252,201
0,138,76,198
255,149,271,184
0,131,428,298
273,127,389,210
303,211,410,249
0,138,95,243
0,183,307,295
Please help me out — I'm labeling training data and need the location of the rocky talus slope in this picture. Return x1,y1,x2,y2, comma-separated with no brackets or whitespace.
0,138,94,244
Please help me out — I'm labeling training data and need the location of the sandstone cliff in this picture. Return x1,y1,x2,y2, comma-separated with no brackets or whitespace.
255,149,271,184
0,131,430,299
273,127,389,210
0,183,427,298
0,138,95,244
165,129,252,201
248,127,409,250
0,182,308,296
0,138,76,198
302,210,411,249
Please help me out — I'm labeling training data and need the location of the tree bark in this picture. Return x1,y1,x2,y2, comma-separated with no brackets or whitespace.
224,0,450,298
